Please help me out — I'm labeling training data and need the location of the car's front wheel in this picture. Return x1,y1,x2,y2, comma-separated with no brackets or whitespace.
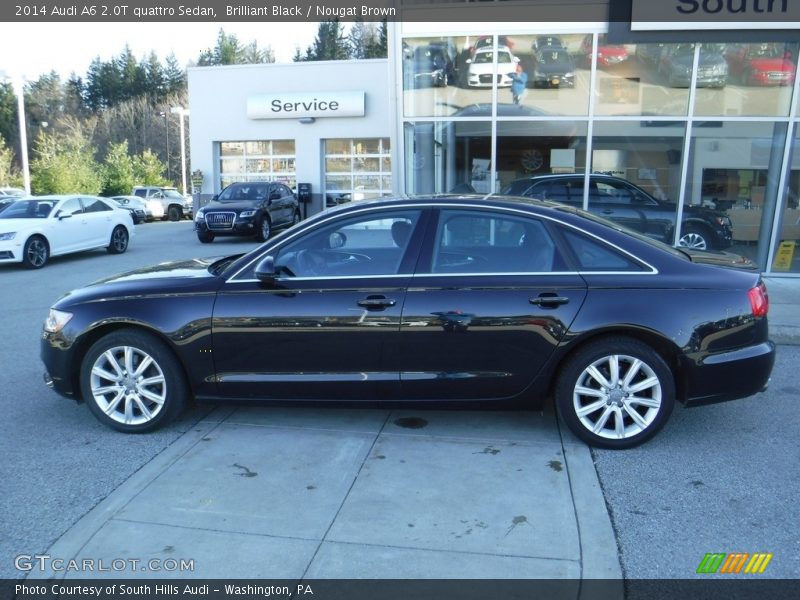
168,206,182,221
256,216,271,242
107,226,129,254
22,235,49,269
555,337,675,449
80,329,188,433
197,230,214,243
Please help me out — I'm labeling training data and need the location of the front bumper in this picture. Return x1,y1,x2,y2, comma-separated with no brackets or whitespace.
41,329,79,400
0,238,23,263
195,217,258,236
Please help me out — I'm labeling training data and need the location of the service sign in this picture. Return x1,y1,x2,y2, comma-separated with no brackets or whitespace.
630,0,800,30
247,92,365,120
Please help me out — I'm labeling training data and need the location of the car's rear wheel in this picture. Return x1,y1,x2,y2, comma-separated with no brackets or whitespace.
256,216,271,242
555,337,675,449
107,226,129,254
80,329,188,433
197,230,215,243
168,206,182,221
22,235,49,269
678,225,710,250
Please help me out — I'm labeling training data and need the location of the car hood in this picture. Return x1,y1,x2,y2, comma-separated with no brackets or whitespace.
682,249,758,270
0,218,44,230
203,200,260,212
53,257,229,309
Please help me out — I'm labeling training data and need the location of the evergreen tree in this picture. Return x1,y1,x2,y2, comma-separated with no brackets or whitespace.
163,53,186,95
198,29,246,65
144,51,166,102
0,82,19,158
292,46,305,62
64,73,87,118
306,20,350,61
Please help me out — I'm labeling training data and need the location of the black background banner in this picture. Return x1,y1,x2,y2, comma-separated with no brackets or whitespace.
4,579,800,600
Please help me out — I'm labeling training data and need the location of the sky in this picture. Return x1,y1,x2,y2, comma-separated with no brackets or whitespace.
0,22,322,81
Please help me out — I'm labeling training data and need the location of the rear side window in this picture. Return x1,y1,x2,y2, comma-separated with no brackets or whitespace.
561,229,645,272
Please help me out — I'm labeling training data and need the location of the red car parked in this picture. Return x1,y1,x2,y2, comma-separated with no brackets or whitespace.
580,34,629,68
724,43,796,86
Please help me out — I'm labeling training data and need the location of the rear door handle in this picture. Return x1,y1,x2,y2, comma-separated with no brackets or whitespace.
358,296,397,310
529,295,569,307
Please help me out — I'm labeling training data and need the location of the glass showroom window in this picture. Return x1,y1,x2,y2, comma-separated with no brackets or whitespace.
324,138,391,206
219,140,296,189
685,121,793,266
770,124,800,273
588,121,688,247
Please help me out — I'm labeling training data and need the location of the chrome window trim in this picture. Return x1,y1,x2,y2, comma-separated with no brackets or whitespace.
226,201,658,283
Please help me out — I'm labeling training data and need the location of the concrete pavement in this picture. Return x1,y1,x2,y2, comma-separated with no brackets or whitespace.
764,277,800,345
32,405,621,582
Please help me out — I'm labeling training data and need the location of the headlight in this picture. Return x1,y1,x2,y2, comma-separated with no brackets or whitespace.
44,309,73,333
195,209,205,220
565,72,574,78
0,232,16,241
239,209,257,218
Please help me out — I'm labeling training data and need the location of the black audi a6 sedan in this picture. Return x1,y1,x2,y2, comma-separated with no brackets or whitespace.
505,174,733,251
41,195,774,449
194,181,300,243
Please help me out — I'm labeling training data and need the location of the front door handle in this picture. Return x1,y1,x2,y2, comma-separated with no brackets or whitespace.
358,296,397,310
529,295,569,307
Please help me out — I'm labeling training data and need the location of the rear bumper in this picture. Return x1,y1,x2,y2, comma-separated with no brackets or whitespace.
681,340,775,407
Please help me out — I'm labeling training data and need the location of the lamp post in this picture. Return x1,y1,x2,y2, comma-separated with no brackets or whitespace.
158,110,170,181
170,106,189,195
0,71,30,194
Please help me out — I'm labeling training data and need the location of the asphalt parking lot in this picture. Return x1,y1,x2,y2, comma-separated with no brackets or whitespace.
1,220,797,582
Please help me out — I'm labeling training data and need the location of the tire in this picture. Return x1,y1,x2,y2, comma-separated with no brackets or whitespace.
291,210,301,226
107,226,129,254
197,230,215,243
678,225,710,250
168,206,182,222
555,337,675,449
22,235,49,269
80,329,188,433
256,216,271,242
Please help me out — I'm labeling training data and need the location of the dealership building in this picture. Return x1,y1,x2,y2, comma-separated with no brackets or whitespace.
188,5,800,275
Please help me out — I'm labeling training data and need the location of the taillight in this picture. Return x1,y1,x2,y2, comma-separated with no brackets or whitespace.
747,282,769,318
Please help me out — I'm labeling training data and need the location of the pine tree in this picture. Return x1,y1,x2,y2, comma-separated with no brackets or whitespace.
163,54,186,96
306,20,351,61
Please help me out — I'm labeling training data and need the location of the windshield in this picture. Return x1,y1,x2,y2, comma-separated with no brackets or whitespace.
218,183,269,202
0,199,57,219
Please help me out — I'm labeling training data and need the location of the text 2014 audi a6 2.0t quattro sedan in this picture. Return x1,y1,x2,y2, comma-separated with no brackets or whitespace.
41,196,774,449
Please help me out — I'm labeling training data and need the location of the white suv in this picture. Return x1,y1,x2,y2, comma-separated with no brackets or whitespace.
132,186,193,221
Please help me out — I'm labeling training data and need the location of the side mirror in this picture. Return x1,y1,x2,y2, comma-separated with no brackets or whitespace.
465,58,472,64
211,194,218,201
270,191,281,201
254,255,277,284
513,56,521,63
58,213,72,220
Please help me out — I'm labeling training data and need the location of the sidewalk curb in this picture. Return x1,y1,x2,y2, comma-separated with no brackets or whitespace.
562,442,624,583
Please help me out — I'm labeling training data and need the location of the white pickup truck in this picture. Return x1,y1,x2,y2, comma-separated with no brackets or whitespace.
132,186,193,221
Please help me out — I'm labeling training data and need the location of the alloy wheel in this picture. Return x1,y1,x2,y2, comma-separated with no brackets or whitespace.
89,346,167,426
26,238,48,267
678,232,707,250
572,353,662,441
112,227,128,252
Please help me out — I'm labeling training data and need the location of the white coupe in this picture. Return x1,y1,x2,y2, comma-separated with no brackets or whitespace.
0,195,134,269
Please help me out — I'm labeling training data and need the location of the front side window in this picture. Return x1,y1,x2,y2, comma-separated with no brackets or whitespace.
273,210,422,278
431,209,560,273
